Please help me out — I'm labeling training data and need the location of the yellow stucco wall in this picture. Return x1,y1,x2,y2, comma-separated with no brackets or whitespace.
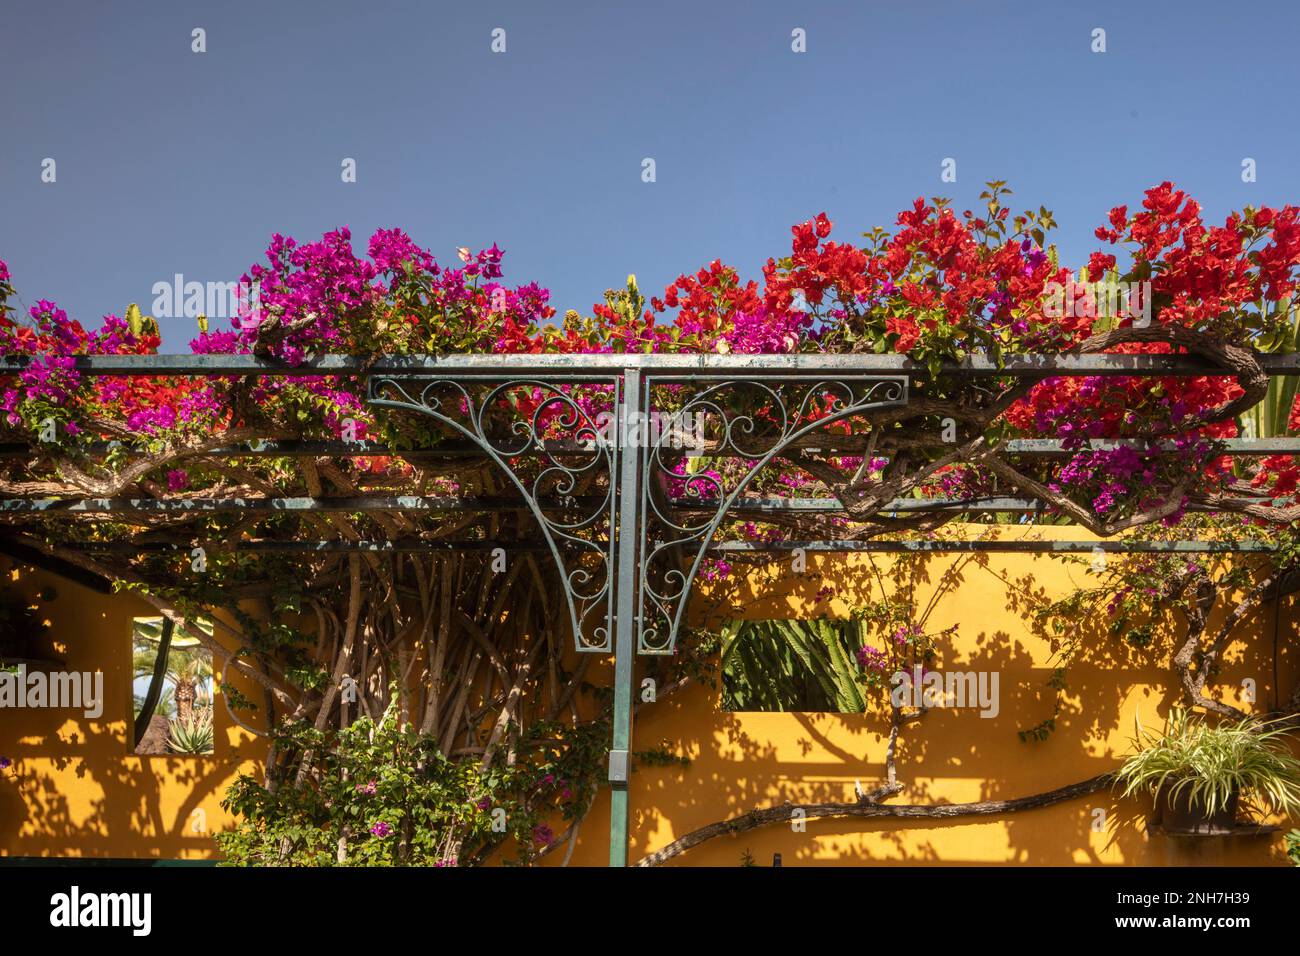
2,526,1296,865
559,529,1298,866
0,559,265,859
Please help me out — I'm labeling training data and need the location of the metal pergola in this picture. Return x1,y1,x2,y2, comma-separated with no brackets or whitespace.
0,351,1291,865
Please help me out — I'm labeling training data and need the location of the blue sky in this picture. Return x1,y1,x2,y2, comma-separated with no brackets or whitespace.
2,0,1298,348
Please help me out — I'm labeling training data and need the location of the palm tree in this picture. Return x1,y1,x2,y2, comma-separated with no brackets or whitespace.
168,648,212,723
132,618,213,747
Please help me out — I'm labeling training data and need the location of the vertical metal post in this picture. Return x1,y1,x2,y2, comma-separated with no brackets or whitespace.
608,367,641,866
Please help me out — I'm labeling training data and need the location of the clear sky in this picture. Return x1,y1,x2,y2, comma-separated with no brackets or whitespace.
2,0,1299,348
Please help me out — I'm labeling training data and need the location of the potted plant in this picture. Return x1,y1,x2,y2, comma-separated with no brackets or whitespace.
1115,708,1300,835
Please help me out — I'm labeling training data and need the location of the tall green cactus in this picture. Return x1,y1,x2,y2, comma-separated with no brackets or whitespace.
1240,296,1300,440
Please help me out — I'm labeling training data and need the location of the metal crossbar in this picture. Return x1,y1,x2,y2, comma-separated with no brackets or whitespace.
4,436,1298,459
1,351,1300,375
46,537,1274,555
3,494,1279,516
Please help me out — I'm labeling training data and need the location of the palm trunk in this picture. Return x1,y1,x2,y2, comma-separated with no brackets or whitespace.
133,618,175,747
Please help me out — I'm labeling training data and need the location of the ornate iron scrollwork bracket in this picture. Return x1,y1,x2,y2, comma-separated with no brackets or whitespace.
367,370,906,660
368,374,620,653
635,374,908,655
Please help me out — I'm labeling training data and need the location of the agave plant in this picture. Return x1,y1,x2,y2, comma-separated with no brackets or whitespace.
167,707,214,755
1115,708,1300,822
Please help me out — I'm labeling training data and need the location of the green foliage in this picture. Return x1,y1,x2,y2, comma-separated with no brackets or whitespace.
217,702,601,867
720,618,866,712
1018,718,1056,744
134,687,175,718
1286,828,1300,866
1115,708,1300,820
221,684,258,715
632,744,691,769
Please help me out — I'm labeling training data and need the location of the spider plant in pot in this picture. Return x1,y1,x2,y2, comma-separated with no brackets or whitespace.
1115,708,1300,835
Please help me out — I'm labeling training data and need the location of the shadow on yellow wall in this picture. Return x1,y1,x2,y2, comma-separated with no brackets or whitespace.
0,558,267,859
561,527,1297,866
1,524,1296,866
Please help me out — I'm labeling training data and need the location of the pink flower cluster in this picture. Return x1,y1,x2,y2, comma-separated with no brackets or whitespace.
856,645,889,672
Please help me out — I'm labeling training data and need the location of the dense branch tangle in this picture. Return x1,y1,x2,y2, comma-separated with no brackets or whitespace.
0,343,1296,865
0,368,626,864
0,348,1292,714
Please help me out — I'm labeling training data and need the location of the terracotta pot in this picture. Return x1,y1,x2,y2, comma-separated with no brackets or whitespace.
1158,784,1239,834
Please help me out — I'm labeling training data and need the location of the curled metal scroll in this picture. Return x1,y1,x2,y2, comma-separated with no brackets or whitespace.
637,375,908,655
368,375,619,653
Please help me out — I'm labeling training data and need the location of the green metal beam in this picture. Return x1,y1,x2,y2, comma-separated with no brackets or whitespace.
3,436,1296,459
0,494,1277,516
22,537,1276,555
712,539,1276,553
0,496,570,514
608,370,641,867
1,351,1298,377
20,535,1274,556
1004,437,1300,455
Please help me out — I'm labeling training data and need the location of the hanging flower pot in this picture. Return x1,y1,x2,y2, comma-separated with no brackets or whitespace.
1116,708,1300,837
1157,783,1240,835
